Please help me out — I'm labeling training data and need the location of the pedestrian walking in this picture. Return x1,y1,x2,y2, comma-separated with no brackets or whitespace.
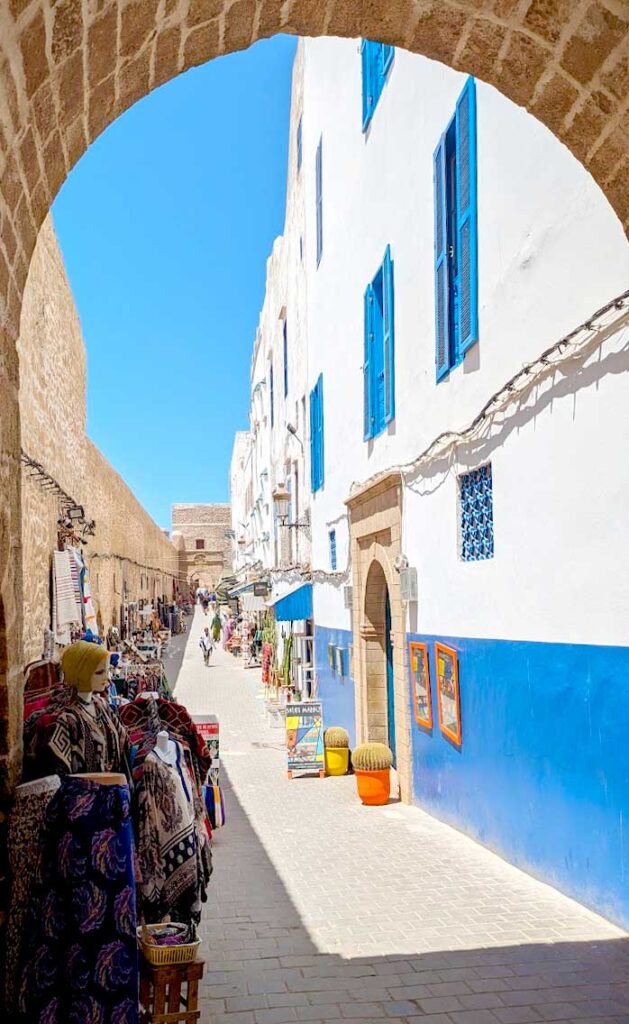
199,627,214,667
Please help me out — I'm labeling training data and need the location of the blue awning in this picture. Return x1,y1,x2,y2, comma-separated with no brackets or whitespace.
271,583,312,622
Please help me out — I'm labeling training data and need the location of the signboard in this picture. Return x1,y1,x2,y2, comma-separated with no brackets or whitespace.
286,701,324,779
253,582,269,597
409,641,432,728
435,643,461,747
193,714,220,783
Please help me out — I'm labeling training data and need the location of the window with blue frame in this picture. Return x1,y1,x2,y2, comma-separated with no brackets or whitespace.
361,40,394,131
283,320,288,397
459,464,493,561
315,137,323,266
309,374,324,492
269,362,274,428
296,115,302,172
329,529,337,570
363,246,395,441
434,76,479,381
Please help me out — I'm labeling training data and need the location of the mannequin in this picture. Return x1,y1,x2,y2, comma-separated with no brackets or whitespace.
47,640,130,778
154,729,177,766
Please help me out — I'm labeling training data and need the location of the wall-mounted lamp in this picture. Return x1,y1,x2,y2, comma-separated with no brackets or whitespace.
272,483,310,532
286,423,304,451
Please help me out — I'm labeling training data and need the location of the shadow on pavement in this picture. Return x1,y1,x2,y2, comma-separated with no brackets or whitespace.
197,763,629,1024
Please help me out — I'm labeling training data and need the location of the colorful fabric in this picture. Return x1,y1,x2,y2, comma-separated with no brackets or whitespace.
203,783,226,829
48,694,131,780
135,743,210,924
5,776,61,1016
18,776,139,1024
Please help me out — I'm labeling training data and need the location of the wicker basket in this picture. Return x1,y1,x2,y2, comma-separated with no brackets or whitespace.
137,924,201,966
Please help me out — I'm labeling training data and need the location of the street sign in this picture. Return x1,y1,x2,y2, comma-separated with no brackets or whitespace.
285,701,324,779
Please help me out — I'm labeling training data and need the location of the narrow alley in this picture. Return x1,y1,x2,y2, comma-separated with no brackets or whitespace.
174,609,629,1024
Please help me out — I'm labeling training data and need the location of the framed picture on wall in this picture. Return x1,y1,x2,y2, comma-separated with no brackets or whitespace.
409,641,432,728
435,642,461,747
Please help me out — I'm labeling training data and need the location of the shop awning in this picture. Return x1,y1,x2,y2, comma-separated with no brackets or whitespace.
269,582,312,622
241,592,267,612
229,581,255,597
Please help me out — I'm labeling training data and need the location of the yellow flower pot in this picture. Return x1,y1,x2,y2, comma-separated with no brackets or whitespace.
325,747,349,776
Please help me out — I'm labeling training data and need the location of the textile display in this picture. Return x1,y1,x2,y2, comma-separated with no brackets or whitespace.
204,782,226,829
5,776,61,1016
120,697,212,785
48,694,131,780
52,549,82,645
18,776,139,1024
135,743,209,924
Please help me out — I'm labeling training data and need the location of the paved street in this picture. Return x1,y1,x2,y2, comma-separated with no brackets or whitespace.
175,608,629,1024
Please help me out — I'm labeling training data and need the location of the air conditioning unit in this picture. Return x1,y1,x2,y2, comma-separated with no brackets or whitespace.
343,586,353,609
400,567,418,602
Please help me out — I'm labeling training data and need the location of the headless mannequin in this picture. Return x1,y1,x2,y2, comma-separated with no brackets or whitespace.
154,729,177,766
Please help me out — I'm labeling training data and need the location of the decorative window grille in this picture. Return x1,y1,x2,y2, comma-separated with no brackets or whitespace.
459,464,494,561
329,529,337,570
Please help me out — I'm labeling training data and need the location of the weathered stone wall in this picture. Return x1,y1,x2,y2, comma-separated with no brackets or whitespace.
19,216,178,665
171,503,232,590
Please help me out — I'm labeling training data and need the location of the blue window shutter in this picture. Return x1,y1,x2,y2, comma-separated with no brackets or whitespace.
363,284,374,440
361,40,374,131
455,77,478,357
317,374,324,489
383,245,395,425
433,133,450,381
309,385,316,492
382,44,394,77
270,364,275,426
329,529,337,570
315,138,323,265
283,320,288,397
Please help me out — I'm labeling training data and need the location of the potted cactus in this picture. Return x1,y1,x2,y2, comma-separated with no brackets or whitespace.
324,727,350,776
351,742,393,805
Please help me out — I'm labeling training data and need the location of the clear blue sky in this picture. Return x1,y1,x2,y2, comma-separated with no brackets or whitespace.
53,35,297,530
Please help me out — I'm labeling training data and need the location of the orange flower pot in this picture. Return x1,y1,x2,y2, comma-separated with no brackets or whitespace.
354,768,390,806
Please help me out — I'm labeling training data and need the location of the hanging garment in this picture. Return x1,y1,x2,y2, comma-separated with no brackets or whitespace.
5,776,61,1016
48,694,131,781
18,776,139,1024
52,550,82,645
135,743,210,924
120,697,212,787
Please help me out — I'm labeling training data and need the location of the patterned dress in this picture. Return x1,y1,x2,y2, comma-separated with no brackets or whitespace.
135,743,209,924
18,776,139,1024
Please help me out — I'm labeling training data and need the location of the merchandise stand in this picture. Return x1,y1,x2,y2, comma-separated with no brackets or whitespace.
140,959,205,1023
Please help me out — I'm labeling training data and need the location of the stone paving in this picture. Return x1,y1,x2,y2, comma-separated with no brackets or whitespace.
174,608,629,1024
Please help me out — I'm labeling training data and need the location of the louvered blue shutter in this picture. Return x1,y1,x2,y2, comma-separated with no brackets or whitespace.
309,385,316,492
433,134,450,381
363,284,374,440
455,77,478,357
317,374,324,489
315,138,323,265
383,245,395,425
361,40,374,131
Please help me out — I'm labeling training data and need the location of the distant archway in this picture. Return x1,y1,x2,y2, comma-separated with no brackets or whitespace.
0,0,628,783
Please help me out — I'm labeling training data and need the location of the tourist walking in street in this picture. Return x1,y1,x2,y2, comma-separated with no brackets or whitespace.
199,627,214,667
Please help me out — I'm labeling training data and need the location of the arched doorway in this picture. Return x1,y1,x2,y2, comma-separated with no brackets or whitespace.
362,561,397,766
0,0,628,784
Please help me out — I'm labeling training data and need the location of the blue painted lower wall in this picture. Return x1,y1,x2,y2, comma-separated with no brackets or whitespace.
315,626,356,748
408,632,629,928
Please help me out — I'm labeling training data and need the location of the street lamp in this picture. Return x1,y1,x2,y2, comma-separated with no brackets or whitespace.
272,483,290,527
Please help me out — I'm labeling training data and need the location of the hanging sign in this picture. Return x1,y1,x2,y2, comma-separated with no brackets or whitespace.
253,582,269,597
286,701,324,779
435,643,462,747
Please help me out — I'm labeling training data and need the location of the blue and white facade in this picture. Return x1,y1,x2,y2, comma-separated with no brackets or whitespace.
231,37,629,927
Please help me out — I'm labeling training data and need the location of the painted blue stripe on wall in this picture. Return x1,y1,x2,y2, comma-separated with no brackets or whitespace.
315,626,356,748
408,632,629,928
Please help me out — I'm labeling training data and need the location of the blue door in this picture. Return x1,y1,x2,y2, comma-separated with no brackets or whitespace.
385,592,396,766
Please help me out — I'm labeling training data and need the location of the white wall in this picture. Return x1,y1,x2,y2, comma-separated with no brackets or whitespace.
299,37,629,642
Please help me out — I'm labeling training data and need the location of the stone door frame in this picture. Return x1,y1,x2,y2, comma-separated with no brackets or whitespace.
345,472,412,804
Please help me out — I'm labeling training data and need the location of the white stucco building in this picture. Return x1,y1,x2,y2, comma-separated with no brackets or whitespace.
231,37,629,927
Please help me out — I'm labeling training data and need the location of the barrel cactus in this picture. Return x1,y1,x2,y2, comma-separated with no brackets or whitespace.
351,742,393,772
324,726,349,749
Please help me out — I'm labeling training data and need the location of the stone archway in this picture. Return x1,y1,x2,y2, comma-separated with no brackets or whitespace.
0,0,628,783
347,472,412,802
